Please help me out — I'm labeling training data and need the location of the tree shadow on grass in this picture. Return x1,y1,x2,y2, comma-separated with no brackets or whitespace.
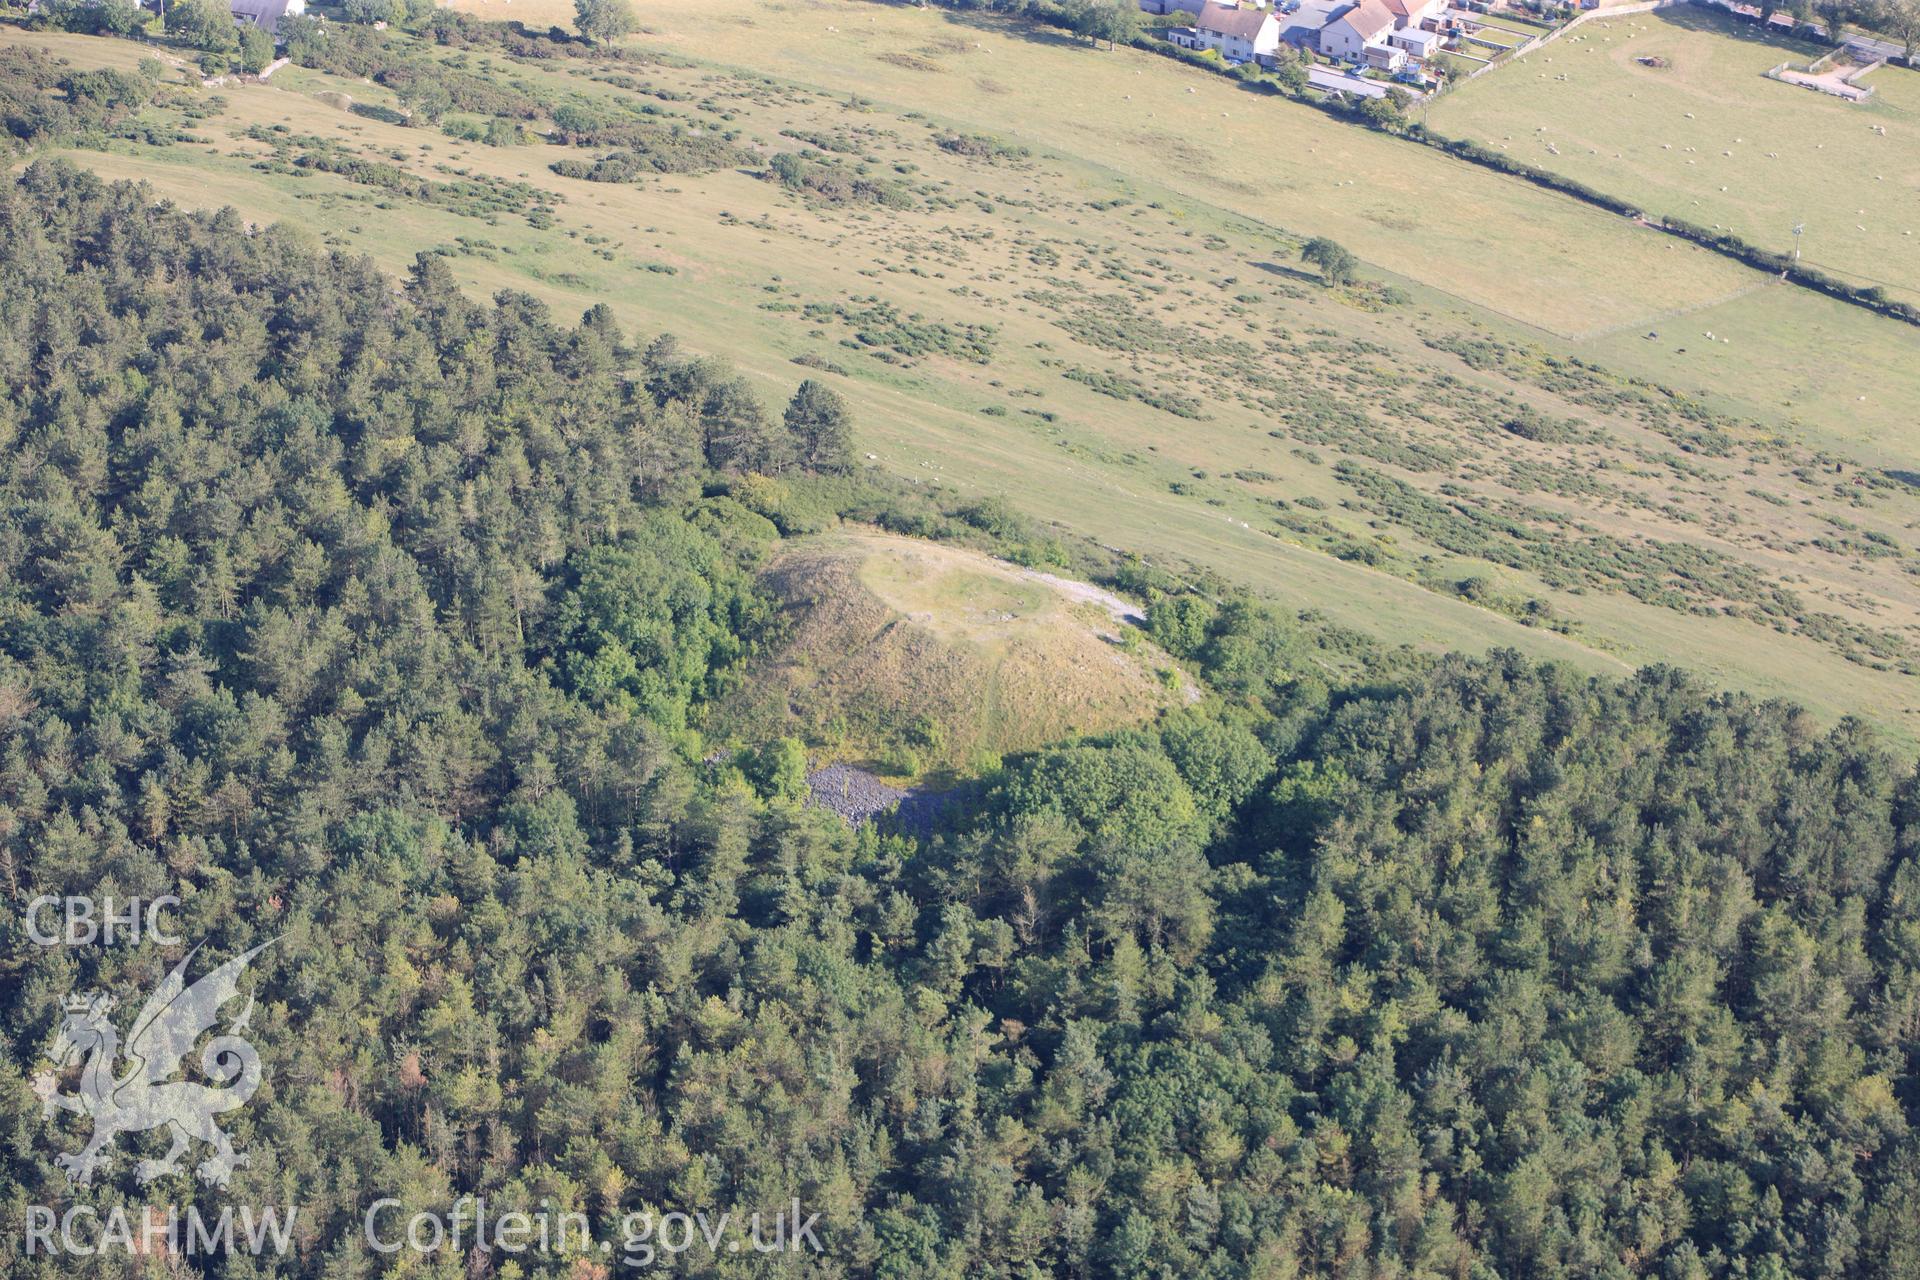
1643,4,1827,58
1254,260,1325,286
923,6,1088,52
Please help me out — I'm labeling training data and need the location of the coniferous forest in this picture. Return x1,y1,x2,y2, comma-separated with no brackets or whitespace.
5,162,1920,1279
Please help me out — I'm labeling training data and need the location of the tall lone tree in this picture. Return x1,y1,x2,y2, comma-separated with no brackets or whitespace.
784,379,855,474
575,0,637,45
1301,236,1357,287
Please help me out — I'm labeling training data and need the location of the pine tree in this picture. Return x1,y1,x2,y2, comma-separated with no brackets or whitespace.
783,378,855,474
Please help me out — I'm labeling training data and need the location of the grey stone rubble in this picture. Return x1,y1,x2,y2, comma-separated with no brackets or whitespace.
805,763,908,827
805,763,949,833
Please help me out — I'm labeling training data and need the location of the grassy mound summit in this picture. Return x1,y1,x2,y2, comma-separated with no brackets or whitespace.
720,531,1187,775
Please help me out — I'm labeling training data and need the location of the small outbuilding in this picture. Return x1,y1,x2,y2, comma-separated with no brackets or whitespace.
1388,26,1441,58
1363,41,1408,70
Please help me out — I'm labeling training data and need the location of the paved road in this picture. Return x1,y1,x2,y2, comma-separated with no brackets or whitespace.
1307,64,1391,97
1711,0,1908,63
1845,33,1906,63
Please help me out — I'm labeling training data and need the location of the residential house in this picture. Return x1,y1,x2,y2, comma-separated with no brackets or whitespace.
1318,0,1394,62
230,0,304,36
1381,0,1446,29
1191,1,1283,62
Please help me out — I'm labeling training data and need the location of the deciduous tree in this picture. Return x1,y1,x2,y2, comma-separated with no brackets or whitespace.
574,0,636,45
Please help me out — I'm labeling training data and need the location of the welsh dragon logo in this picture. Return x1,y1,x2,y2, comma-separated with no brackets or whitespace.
32,941,274,1189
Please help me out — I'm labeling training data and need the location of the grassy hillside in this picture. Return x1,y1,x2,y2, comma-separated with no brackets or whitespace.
605,0,1920,439
717,531,1187,774
10,9,1920,739
1427,7,1920,306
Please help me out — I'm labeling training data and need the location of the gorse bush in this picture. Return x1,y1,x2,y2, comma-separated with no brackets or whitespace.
0,47,157,153
548,103,753,178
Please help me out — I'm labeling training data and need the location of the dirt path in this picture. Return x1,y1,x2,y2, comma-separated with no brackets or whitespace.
1017,568,1146,627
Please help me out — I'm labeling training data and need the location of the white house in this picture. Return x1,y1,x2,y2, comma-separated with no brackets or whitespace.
1318,0,1394,61
1191,1,1283,62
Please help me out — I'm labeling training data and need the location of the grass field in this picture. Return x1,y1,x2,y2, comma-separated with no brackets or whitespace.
1460,26,1527,54
1427,6,1920,303
10,11,1920,739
